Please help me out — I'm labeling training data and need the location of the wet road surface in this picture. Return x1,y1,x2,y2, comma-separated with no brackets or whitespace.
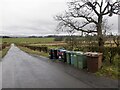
2,44,91,88
2,44,118,88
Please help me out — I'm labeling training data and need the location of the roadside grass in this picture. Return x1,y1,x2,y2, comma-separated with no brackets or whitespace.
0,47,10,58
0,51,2,58
19,46,49,58
96,54,120,79
96,65,119,79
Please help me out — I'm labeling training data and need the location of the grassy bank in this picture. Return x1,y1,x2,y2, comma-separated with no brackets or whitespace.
96,65,119,79
0,47,10,58
96,53,120,79
19,46,49,58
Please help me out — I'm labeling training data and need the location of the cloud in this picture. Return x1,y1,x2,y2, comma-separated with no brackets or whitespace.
2,19,58,36
1,0,119,36
1,0,68,36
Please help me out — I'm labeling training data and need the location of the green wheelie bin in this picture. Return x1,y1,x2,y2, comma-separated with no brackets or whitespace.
73,52,78,68
71,51,75,65
77,52,87,69
66,51,71,64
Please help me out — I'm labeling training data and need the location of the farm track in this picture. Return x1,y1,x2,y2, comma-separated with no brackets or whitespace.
1,44,118,88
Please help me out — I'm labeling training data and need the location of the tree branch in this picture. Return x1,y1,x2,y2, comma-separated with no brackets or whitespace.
102,2,110,14
86,2,99,16
56,15,97,33
70,12,98,24
102,1,119,15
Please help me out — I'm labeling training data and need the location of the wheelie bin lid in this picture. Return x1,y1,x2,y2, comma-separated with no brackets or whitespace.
66,51,75,54
66,50,70,52
70,51,75,53
59,49,67,52
84,52,102,57
76,51,84,55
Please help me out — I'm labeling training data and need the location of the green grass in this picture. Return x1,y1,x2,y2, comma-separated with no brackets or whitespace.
19,46,49,58
0,51,2,58
96,64,119,79
95,53,120,79
0,47,10,58
2,38,55,44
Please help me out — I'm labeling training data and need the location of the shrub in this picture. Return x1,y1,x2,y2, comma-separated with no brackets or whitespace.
113,54,120,66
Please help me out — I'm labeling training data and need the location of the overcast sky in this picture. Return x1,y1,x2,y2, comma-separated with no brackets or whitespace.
0,0,119,36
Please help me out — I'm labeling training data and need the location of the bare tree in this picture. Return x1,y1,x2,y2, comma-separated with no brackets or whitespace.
54,0,119,52
102,18,113,36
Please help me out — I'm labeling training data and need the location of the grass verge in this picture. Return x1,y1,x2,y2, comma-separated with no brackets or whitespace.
96,65,119,79
18,46,49,58
0,47,10,58
96,54,119,79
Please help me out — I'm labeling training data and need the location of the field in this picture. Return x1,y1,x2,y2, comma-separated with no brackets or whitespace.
2,37,65,58
2,38,55,44
2,37,66,49
0,38,54,57
2,37,119,48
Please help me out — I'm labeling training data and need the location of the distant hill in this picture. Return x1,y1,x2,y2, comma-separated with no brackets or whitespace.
2,36,11,38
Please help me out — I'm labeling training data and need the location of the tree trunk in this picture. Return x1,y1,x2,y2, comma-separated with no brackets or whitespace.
97,16,104,53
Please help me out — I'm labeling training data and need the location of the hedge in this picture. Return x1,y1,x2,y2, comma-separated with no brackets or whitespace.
74,46,120,64
20,45,48,53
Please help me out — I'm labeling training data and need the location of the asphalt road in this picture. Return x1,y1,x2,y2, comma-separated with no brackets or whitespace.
2,44,91,88
2,44,118,88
